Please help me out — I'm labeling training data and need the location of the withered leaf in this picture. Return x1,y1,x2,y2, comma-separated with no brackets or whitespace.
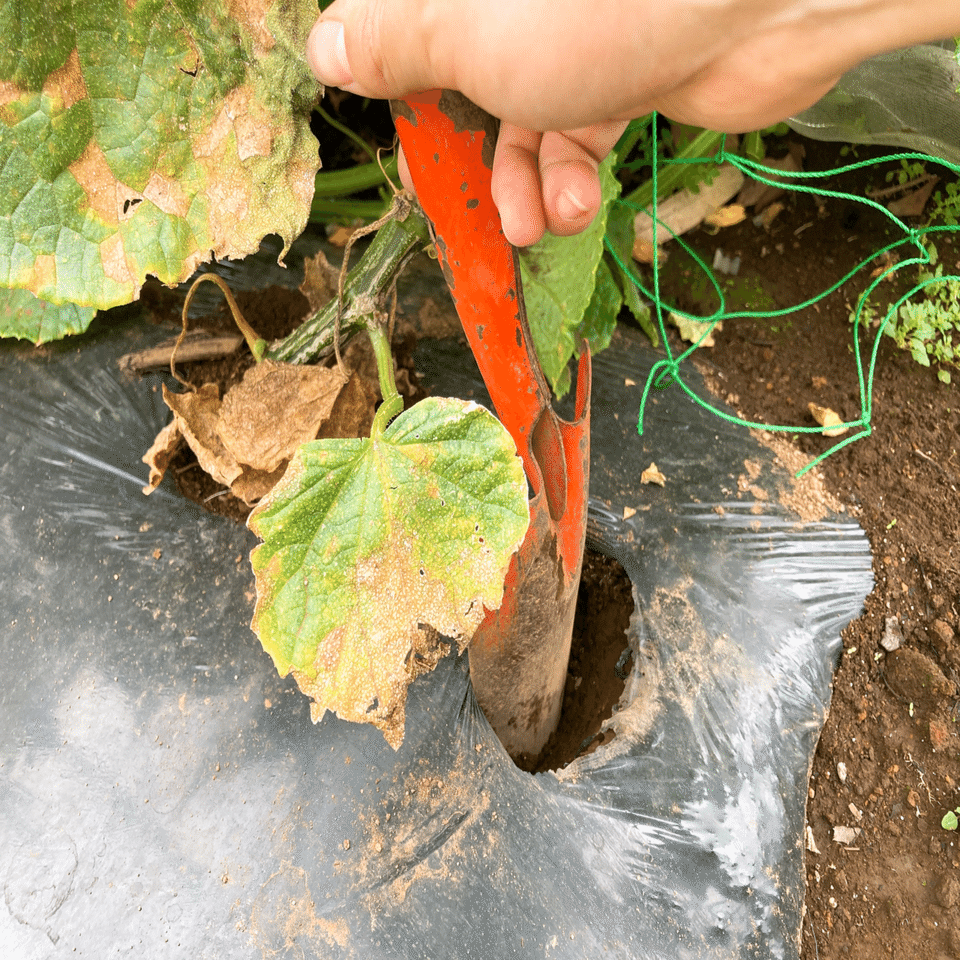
703,203,746,230
299,249,341,315
148,362,377,505
668,313,723,347
887,176,939,218
163,383,243,489
219,360,352,473
641,462,667,486
142,419,184,495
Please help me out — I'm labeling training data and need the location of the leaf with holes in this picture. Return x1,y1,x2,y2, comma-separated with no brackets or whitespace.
247,396,529,748
0,0,320,320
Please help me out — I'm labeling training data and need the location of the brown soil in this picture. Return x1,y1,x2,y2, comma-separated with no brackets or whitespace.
651,138,960,960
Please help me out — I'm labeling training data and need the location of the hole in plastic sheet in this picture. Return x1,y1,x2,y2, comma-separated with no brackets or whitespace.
523,551,634,774
143,285,635,773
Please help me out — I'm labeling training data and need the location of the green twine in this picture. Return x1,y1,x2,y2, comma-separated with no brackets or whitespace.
613,112,960,477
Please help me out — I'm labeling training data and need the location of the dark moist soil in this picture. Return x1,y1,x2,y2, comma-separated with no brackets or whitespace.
526,551,634,774
651,137,960,960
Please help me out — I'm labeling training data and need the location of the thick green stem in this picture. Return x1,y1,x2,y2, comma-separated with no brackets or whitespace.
367,323,404,439
265,205,431,366
312,155,400,198
624,127,725,211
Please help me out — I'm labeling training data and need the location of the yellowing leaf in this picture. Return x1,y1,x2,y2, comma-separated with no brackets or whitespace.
247,397,529,748
0,0,321,315
0,287,96,344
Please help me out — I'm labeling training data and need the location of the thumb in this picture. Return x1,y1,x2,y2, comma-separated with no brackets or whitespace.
306,0,450,100
306,0,638,132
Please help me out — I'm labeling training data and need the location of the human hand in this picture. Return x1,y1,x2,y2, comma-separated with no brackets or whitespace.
306,0,960,246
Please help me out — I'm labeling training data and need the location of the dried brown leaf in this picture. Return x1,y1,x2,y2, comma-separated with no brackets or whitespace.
703,203,746,230
340,334,380,386
218,360,348,473
759,201,785,231
163,382,244,489
231,464,289,505
327,225,357,248
887,176,939,218
318,370,378,440
141,418,183,494
641,462,667,486
808,402,848,437
152,360,379,506
668,313,722,347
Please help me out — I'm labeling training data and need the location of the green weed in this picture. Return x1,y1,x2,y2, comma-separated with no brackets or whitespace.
852,260,960,376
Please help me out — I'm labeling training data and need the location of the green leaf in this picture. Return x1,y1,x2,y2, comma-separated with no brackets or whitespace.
606,201,658,346
0,0,320,318
247,397,529,748
910,341,931,366
520,154,620,396
580,256,622,358
943,810,959,831
0,285,95,343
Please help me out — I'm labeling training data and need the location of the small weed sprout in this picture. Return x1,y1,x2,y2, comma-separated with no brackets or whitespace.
851,246,960,380
884,158,927,187
928,179,960,226
942,807,960,831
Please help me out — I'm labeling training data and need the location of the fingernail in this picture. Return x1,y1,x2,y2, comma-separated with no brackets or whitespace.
307,20,354,88
556,188,591,221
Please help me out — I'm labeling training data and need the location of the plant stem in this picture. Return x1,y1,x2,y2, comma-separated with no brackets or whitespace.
265,205,431,366
312,155,400,198
315,102,379,165
182,273,266,361
624,127,725,211
614,115,652,166
367,323,404,438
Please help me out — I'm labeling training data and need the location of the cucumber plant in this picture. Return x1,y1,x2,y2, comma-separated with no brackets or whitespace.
0,0,633,761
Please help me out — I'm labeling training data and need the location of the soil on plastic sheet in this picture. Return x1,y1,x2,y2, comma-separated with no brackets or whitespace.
651,137,960,960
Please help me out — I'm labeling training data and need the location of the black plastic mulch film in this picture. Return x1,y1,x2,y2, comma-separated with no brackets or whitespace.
0,228,871,958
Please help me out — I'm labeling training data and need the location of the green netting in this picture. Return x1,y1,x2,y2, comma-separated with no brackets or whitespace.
610,112,960,476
